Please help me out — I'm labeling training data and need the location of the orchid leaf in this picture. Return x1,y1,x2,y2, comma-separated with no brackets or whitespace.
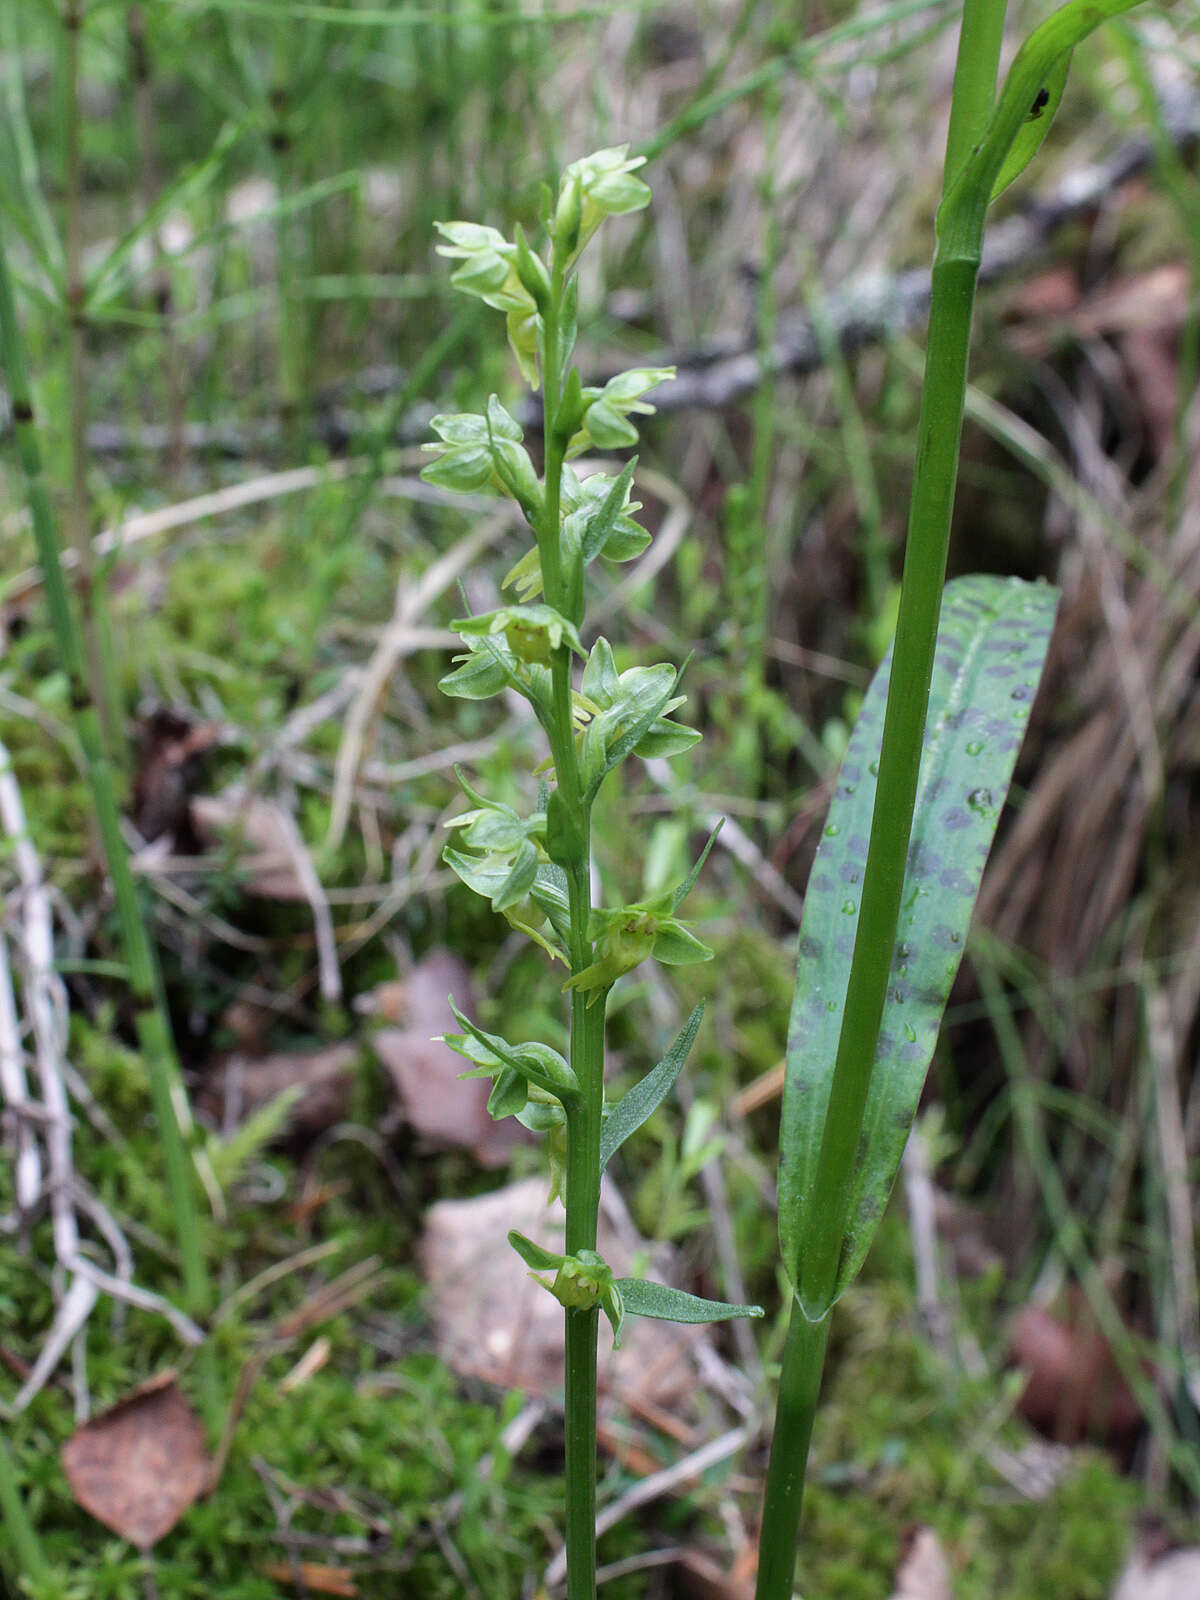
780,575,1058,1312
616,1278,764,1326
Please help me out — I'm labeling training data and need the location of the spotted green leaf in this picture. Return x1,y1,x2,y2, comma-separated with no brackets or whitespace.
781,575,1058,1311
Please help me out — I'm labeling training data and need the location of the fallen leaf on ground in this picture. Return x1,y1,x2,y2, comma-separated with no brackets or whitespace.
421,1177,701,1412
261,1560,358,1595
1111,1547,1200,1600
1008,1300,1142,1449
369,951,528,1167
199,1041,358,1141
890,1526,954,1600
191,792,311,900
62,1372,212,1550
133,708,219,846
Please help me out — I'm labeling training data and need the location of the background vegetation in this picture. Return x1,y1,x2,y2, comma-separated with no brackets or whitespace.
1,1,1198,1596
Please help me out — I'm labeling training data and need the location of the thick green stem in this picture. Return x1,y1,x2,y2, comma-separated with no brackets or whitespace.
753,1307,830,1600
942,0,1008,190
563,987,605,1600
799,253,980,1317
796,0,1004,1325
538,255,603,1600
757,13,1005,1588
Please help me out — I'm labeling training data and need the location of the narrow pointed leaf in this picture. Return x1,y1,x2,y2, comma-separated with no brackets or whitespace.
990,51,1072,202
439,648,510,701
670,821,723,913
577,459,638,563
616,1278,764,1325
940,0,1148,241
507,1230,566,1274
651,922,713,966
600,1005,703,1169
780,575,1058,1306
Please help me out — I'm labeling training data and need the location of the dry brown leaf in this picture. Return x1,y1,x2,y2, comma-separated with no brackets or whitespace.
261,1560,358,1596
1111,1548,1200,1600
199,1041,357,1141
421,1177,702,1413
890,1526,954,1600
1009,1300,1142,1449
61,1372,212,1550
1069,265,1189,340
132,709,219,846
370,951,528,1168
1002,265,1081,324
191,792,309,900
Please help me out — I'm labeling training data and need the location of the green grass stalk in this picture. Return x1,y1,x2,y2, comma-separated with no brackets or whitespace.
0,224,212,1338
978,962,1200,1497
60,0,127,769
754,6,1006,1593
129,2,188,477
0,1436,48,1587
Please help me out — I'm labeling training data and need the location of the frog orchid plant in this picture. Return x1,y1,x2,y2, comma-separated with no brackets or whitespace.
423,146,763,1600
424,1,1153,1589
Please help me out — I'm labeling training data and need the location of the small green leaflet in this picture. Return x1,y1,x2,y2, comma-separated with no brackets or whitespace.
780,575,1058,1315
616,1278,763,1326
599,1005,703,1169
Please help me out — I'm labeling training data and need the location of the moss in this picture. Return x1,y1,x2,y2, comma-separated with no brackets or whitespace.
794,1274,1141,1600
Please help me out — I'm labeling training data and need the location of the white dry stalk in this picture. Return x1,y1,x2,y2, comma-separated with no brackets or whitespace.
0,923,40,1212
0,738,202,1415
